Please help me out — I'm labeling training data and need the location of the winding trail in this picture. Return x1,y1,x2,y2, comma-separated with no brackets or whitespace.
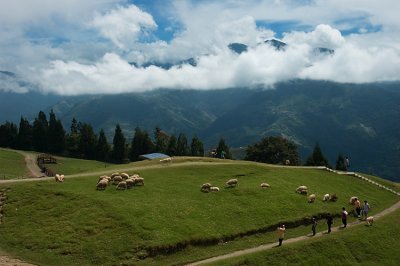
0,151,399,265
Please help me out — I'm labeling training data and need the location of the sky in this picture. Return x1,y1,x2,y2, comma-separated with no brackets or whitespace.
0,0,400,95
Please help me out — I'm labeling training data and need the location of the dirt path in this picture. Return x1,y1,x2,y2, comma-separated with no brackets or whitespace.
186,200,400,266
0,254,36,266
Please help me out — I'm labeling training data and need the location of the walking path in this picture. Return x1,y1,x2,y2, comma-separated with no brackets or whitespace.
187,200,400,266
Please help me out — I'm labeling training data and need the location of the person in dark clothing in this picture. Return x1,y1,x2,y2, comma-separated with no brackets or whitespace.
342,207,348,228
311,217,317,236
277,224,285,246
326,213,333,233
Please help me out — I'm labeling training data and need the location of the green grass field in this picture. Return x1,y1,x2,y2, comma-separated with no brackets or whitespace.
0,150,399,265
0,148,27,179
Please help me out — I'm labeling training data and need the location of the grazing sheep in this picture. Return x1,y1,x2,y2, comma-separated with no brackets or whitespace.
323,194,330,201
366,216,374,226
96,179,108,190
110,172,120,179
260,183,270,188
160,157,172,163
201,183,212,192
133,177,145,186
126,178,135,189
98,175,110,182
296,186,308,195
55,174,64,183
285,159,290,165
112,175,123,185
308,194,316,203
116,181,127,190
226,178,238,188
329,194,338,202
349,196,358,205
210,186,220,192
120,173,130,180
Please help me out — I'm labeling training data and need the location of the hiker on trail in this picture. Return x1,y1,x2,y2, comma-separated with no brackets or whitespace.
342,207,348,228
311,217,317,236
355,198,361,218
345,156,350,170
277,224,285,246
362,200,370,220
326,213,333,233
220,150,225,159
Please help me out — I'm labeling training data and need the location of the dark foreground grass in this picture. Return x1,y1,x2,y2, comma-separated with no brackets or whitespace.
0,158,398,265
0,148,27,179
212,206,400,266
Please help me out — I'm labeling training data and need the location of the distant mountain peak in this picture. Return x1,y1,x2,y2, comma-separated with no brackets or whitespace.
228,43,248,54
314,47,335,55
264,39,287,50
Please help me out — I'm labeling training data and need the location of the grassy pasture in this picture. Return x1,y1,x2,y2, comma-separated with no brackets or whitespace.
0,155,398,265
0,148,27,179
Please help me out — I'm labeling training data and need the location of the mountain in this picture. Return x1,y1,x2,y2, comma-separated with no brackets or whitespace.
265,39,287,50
228,43,248,54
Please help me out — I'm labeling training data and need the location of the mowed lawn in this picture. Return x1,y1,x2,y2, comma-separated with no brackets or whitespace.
0,148,27,179
0,158,398,265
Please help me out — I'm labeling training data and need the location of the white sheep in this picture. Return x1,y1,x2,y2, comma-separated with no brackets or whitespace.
98,175,110,182
210,186,220,192
112,175,123,185
55,174,64,183
366,216,374,226
160,157,172,163
120,173,130,180
296,186,308,195
323,194,330,201
110,172,120,179
201,183,212,192
96,179,108,190
126,178,135,189
308,194,316,203
349,196,358,205
116,181,127,190
133,177,144,186
260,183,270,188
226,178,238,188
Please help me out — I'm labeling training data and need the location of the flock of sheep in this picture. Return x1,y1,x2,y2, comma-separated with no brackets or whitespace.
96,172,144,190
295,185,338,203
200,179,271,193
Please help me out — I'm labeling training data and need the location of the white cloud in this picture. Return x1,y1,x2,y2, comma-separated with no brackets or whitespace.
90,5,157,50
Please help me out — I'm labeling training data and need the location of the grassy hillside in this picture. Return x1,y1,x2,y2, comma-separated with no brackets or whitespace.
0,152,398,265
213,207,400,266
0,148,27,179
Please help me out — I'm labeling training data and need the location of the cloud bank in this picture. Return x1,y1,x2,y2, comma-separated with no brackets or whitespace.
1,0,400,95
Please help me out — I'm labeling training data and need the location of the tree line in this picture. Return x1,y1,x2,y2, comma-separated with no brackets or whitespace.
0,110,207,163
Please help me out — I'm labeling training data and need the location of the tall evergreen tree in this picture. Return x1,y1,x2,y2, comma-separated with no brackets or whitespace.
245,136,300,165
216,138,232,159
129,127,154,162
166,135,177,156
112,124,126,163
305,142,331,168
96,129,110,162
335,154,347,171
32,111,48,152
154,127,169,154
176,133,189,156
190,135,204,157
16,117,32,150
66,118,80,157
47,110,66,154
0,121,18,148
78,123,98,159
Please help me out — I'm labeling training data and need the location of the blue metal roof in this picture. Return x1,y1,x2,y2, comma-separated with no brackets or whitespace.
139,153,170,160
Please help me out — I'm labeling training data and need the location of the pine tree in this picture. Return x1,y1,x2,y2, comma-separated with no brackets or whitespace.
96,129,110,162
32,111,48,152
17,117,32,150
166,135,177,156
190,135,204,157
176,133,189,156
216,138,232,159
0,121,18,148
305,142,331,168
335,154,347,171
47,110,66,154
129,127,154,162
112,124,126,163
66,118,80,157
154,127,169,154
77,123,98,159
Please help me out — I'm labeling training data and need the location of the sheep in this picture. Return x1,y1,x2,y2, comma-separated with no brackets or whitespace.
160,157,172,163
120,173,130,180
98,175,110,182
308,194,316,203
133,177,145,186
55,174,64,183
116,181,127,190
260,183,270,188
285,159,290,165
210,186,220,192
366,216,374,226
110,172,120,179
225,178,238,188
323,194,330,201
96,179,108,190
126,178,135,189
329,194,338,202
201,183,212,192
112,175,123,185
349,196,358,205
296,186,308,195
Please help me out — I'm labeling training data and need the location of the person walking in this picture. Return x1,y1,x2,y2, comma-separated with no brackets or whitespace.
362,200,370,220
345,156,350,170
326,213,333,233
277,224,285,246
355,198,361,218
341,207,348,228
311,217,317,236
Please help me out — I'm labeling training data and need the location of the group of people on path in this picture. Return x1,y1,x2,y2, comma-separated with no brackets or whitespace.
277,200,371,246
